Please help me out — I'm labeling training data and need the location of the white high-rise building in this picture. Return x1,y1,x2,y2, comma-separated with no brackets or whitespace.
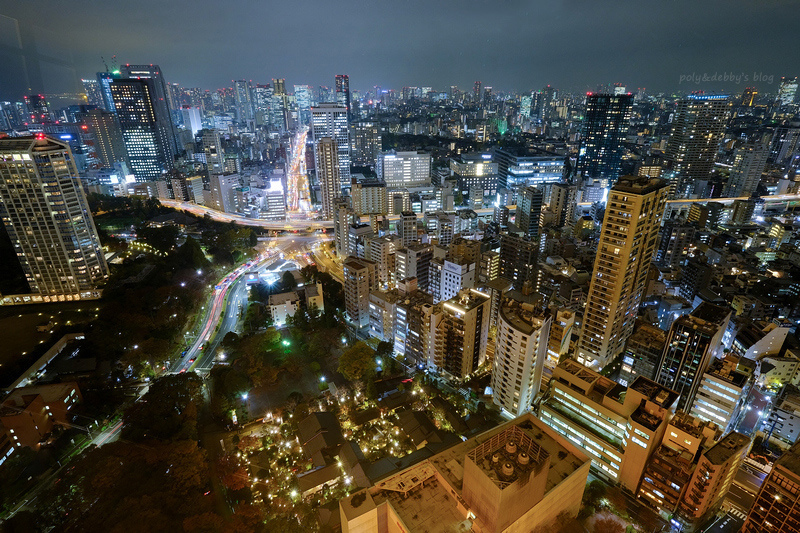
311,103,350,189
377,150,432,188
208,173,240,213
0,136,109,303
180,106,202,136
491,298,552,417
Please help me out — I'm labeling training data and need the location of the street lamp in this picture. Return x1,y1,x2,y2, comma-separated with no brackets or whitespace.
320,376,326,383
241,392,249,401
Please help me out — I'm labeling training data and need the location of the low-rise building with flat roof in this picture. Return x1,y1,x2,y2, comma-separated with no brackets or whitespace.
339,413,590,533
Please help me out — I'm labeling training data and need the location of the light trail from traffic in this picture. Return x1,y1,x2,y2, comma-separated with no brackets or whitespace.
286,127,311,213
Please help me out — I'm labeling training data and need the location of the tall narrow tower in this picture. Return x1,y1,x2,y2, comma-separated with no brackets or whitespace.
0,136,109,302
576,176,668,369
335,74,351,119
316,137,341,219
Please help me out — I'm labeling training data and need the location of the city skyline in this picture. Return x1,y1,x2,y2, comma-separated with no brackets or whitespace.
2,0,800,100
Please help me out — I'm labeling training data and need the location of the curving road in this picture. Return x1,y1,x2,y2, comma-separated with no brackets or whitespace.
169,236,332,375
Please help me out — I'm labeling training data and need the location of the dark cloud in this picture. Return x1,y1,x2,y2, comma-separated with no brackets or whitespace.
1,0,798,98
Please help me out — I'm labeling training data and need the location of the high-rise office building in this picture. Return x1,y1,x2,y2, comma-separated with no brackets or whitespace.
311,103,350,189
233,80,254,123
349,121,381,166
207,173,240,213
491,297,551,417
376,150,431,188
119,64,177,152
0,136,109,302
316,137,341,219
777,76,799,106
293,85,312,126
110,78,176,182
577,94,633,184
656,302,731,413
81,79,103,108
180,106,202,136
335,74,351,119
96,72,116,113
252,84,272,127
80,109,128,168
724,140,769,197
576,176,668,369
665,95,729,194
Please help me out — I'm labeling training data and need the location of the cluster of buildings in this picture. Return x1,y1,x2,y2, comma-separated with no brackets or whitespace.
4,64,800,530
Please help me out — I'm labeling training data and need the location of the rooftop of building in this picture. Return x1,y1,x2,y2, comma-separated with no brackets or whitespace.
705,358,749,388
669,411,718,440
441,289,489,314
775,440,800,478
342,256,376,270
340,413,588,532
703,432,749,465
611,175,668,195
499,299,548,336
628,376,680,410
628,320,667,346
0,135,68,154
690,301,731,325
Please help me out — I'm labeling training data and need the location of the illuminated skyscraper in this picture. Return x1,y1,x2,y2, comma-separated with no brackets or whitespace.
577,93,633,184
777,76,799,106
335,74,351,119
665,95,729,194
293,85,312,126
110,78,175,182
80,109,128,168
233,80,254,122
119,64,177,153
82,79,103,108
311,103,350,189
316,137,341,219
576,176,668,369
0,136,108,302
97,72,116,113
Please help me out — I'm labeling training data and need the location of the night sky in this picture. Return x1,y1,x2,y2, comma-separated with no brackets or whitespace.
1,0,799,98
